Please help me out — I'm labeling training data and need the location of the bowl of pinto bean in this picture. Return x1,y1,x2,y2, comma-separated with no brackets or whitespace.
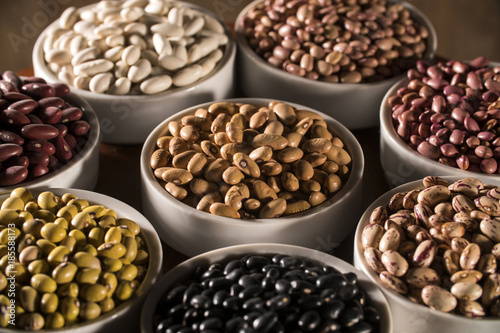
32,0,236,144
140,98,364,257
353,175,500,333
235,0,437,129
0,71,100,191
380,57,500,187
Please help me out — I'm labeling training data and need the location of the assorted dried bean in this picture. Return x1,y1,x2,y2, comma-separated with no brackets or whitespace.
361,176,500,317
149,101,353,219
0,72,91,186
389,56,500,174
241,0,429,83
153,254,381,332
43,0,229,95
0,188,150,330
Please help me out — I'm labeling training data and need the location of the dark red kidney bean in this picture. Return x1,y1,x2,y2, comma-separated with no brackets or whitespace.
2,71,22,89
26,114,43,124
25,151,50,167
21,83,56,100
54,124,68,137
3,92,31,102
7,99,38,114
0,166,28,186
54,136,72,161
25,140,56,155
48,155,61,170
51,83,70,97
0,130,24,145
0,80,18,93
0,143,23,162
1,109,30,125
4,156,29,168
69,121,90,136
64,134,77,149
60,107,83,123
38,106,62,124
38,97,65,109
21,124,59,140
30,164,50,178
22,76,46,84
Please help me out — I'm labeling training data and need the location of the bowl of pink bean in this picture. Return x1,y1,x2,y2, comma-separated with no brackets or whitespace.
353,175,500,333
0,71,100,191
32,0,236,144
235,0,437,130
380,56,500,187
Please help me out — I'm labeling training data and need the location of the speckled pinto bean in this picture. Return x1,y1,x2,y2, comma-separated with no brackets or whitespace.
0,72,91,186
362,176,500,317
43,1,229,95
389,57,500,174
153,253,381,333
150,101,353,219
0,188,150,330
242,0,429,83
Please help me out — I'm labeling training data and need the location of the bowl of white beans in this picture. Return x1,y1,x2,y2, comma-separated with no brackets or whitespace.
353,175,500,333
33,0,236,144
235,0,437,130
380,57,500,187
140,98,364,257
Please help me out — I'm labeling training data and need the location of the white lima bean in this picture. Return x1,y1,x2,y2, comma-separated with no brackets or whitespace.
43,0,229,95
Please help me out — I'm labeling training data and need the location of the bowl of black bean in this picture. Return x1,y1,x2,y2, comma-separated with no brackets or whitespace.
235,0,437,130
0,71,100,191
353,175,500,333
140,98,364,257
141,243,392,333
380,57,500,187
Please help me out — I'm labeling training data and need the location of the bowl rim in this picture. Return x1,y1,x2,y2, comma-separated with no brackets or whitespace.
234,0,438,89
0,187,163,332
32,1,236,100
354,175,500,323
379,62,500,182
140,243,393,333
0,91,100,191
140,97,365,225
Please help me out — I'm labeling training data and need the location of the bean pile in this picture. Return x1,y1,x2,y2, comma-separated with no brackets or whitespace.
0,72,91,186
241,0,429,83
149,101,352,219
389,57,500,174
361,176,500,317
43,0,229,95
153,253,381,332
0,188,150,330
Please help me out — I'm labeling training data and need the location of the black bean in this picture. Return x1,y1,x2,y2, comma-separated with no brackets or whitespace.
239,275,260,287
323,266,341,274
337,283,358,302
266,294,291,311
316,273,347,289
317,320,342,332
252,311,278,333
353,291,366,306
339,305,364,328
271,254,287,264
363,306,381,324
297,295,323,310
155,318,173,333
213,290,229,307
290,279,315,294
344,272,358,285
245,255,271,271
203,307,227,320
224,260,244,275
284,269,308,280
347,321,374,333
199,317,223,331
168,304,186,322
319,288,338,303
177,327,195,333
226,268,245,282
243,311,261,324
261,276,276,291
263,266,281,279
208,277,232,290
274,279,290,294
190,294,212,309
298,310,321,331
201,268,224,280
161,323,183,333
243,297,265,311
182,287,199,305
279,256,304,269
239,285,263,299
183,308,201,326
321,299,345,320
230,284,244,297
225,316,245,333
222,296,241,312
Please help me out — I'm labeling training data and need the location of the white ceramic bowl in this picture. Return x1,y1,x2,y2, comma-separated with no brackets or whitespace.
141,243,393,333
353,176,500,333
0,187,163,333
380,76,500,188
33,3,236,144
140,98,364,257
235,0,437,130
0,92,100,192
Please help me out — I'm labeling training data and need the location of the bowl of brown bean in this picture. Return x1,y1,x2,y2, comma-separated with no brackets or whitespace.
234,0,437,130
141,243,393,333
0,72,100,191
0,187,163,332
140,98,364,257
32,0,236,144
353,175,500,333
380,57,500,187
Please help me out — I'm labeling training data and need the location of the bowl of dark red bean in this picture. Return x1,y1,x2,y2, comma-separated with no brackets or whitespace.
141,243,392,333
0,71,100,191
380,57,500,187
32,0,236,144
140,98,364,257
235,0,437,129
353,175,500,333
